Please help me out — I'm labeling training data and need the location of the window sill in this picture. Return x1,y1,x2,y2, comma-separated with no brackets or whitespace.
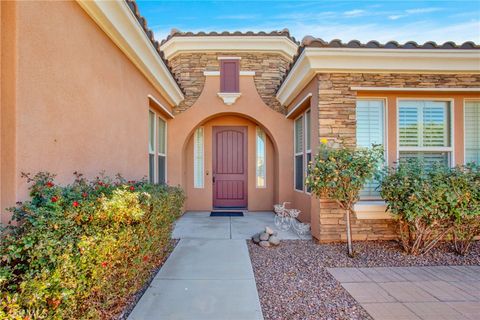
217,92,241,105
354,201,393,220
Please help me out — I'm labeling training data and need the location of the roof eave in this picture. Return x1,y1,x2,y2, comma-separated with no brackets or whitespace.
77,0,184,106
277,47,480,106
160,36,299,60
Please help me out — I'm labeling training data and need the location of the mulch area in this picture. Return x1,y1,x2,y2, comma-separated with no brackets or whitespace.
117,239,179,320
248,240,480,320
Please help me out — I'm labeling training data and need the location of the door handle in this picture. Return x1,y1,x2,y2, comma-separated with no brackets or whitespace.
212,176,216,183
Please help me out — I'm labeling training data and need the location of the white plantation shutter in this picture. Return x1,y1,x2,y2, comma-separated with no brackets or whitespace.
356,100,385,198
423,101,449,147
194,127,204,188
465,101,480,164
398,100,451,167
295,116,304,153
295,115,304,191
399,152,449,167
356,100,384,148
399,101,420,147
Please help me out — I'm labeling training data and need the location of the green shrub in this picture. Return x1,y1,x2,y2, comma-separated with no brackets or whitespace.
447,163,480,255
306,141,383,256
380,161,480,255
0,172,185,319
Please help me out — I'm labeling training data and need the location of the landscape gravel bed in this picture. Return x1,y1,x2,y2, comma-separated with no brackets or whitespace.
248,240,480,320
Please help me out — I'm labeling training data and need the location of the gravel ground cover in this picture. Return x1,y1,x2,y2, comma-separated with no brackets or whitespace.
248,240,480,320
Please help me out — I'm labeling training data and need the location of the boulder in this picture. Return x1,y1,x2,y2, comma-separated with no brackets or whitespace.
259,232,269,241
252,234,261,244
265,226,274,235
259,240,270,248
268,235,280,246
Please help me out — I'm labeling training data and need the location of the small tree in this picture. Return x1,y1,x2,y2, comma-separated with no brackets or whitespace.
306,141,383,256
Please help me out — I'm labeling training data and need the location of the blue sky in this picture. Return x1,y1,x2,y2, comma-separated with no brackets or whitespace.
136,0,480,44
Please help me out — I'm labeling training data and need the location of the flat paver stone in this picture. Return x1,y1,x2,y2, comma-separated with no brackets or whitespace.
128,279,263,320
359,267,407,282
404,302,468,320
379,282,438,303
327,267,371,283
330,266,480,320
362,303,421,320
341,282,396,303
413,281,477,302
448,302,480,320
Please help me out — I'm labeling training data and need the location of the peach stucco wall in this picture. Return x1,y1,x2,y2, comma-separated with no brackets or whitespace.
168,74,294,211
1,1,172,222
285,77,320,237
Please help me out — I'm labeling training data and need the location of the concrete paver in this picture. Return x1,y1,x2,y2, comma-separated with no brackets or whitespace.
362,302,421,320
329,266,480,320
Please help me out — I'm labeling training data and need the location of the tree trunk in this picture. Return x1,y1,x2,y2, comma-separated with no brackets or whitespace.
345,208,354,257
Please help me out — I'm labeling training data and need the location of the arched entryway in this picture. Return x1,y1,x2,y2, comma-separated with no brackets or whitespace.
182,113,279,211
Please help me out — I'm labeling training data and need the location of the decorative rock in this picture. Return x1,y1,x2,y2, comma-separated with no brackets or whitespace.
252,234,260,244
268,236,280,246
265,226,274,235
259,232,269,241
259,240,270,248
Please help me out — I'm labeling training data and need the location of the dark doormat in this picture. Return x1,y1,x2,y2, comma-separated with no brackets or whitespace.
210,212,244,217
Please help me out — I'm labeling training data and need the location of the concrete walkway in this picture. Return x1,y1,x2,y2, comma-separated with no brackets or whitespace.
329,266,480,320
129,211,304,320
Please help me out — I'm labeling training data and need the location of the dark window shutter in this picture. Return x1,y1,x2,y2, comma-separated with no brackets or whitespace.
220,60,239,93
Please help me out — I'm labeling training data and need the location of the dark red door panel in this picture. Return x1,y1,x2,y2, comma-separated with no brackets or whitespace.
213,126,247,208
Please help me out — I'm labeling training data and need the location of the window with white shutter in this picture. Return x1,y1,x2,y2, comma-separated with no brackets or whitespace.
148,111,155,183
157,117,166,184
356,99,385,198
305,110,312,193
193,127,204,188
294,115,304,191
465,100,480,164
398,100,452,167
256,127,266,188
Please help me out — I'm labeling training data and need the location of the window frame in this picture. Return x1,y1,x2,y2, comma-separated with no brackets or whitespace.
255,126,267,188
294,114,305,192
356,97,388,200
157,115,167,184
305,109,312,194
464,98,480,165
148,108,167,184
396,97,455,167
193,126,205,189
148,110,156,184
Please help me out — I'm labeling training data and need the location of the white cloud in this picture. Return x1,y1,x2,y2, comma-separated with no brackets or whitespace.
286,20,480,44
388,15,405,20
405,8,442,14
343,9,366,17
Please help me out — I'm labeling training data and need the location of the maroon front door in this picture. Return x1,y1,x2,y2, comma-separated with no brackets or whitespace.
213,126,248,208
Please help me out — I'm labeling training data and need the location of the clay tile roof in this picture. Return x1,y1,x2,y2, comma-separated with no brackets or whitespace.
160,28,299,45
125,0,185,94
276,36,480,94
